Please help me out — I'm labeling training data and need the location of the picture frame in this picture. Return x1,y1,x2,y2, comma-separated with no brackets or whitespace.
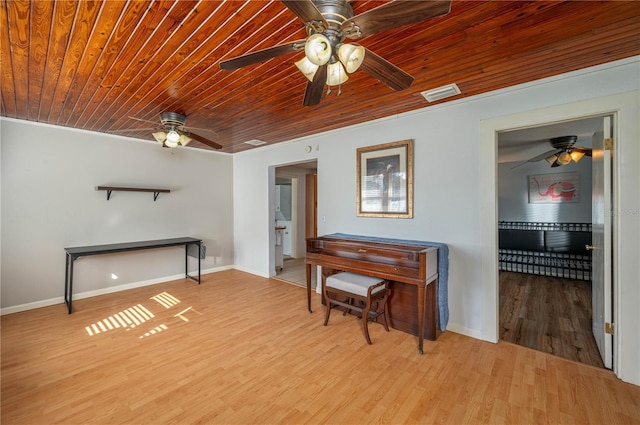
356,139,413,218
528,171,579,203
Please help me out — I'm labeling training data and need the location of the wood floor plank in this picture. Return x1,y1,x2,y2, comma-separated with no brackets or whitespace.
499,271,605,368
2,269,639,424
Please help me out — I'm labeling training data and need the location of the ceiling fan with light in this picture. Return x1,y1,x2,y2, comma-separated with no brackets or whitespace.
525,135,592,167
219,0,452,106
112,112,222,149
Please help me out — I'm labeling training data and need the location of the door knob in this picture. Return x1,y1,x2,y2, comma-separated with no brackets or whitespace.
585,244,595,250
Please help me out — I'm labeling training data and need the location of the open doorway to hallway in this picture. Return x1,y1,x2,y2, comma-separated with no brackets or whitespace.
497,115,611,369
273,160,318,289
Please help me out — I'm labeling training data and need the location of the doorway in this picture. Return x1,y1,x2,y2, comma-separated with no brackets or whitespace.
496,116,612,368
273,160,318,287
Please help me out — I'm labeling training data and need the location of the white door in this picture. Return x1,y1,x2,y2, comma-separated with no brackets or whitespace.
591,115,613,369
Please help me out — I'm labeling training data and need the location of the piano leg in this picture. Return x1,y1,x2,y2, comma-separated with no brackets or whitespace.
417,285,425,354
305,263,312,313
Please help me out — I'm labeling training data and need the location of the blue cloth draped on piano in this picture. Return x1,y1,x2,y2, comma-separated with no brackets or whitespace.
327,233,449,331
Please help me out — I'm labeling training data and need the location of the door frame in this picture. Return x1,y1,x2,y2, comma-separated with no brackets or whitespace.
273,161,318,272
479,92,637,378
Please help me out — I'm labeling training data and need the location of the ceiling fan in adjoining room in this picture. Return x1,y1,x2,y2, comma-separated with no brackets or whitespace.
112,112,222,149
525,135,592,167
219,0,452,106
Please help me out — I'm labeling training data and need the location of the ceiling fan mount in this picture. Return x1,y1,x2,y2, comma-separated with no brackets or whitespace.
549,135,578,150
309,0,354,31
219,0,452,106
159,112,187,129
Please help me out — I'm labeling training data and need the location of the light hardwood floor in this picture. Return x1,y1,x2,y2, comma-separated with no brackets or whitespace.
2,270,639,424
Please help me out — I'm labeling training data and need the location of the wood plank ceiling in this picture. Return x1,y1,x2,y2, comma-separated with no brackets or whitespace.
2,1,639,153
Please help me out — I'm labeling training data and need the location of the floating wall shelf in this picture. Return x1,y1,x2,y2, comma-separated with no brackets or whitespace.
95,186,170,201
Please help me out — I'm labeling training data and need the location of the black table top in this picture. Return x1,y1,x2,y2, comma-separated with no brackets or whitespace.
65,237,201,256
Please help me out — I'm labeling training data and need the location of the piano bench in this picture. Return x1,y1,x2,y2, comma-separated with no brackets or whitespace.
323,272,390,345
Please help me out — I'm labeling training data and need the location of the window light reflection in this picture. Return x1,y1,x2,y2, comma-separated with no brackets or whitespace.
85,304,155,336
84,292,189,338
151,292,181,309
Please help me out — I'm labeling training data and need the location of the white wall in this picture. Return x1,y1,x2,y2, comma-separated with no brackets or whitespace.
233,57,639,385
1,120,234,312
498,158,593,223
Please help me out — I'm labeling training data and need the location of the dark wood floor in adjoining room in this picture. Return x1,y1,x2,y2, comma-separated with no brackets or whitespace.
499,271,604,369
3,270,638,424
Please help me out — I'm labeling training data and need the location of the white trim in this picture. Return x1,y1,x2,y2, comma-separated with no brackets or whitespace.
445,324,483,340
479,119,500,343
233,265,271,279
0,267,231,316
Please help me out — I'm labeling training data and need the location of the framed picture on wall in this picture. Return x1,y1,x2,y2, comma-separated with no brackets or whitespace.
528,171,579,203
356,139,413,218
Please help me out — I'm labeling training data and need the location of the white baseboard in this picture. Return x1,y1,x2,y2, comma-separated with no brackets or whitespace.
445,323,485,341
232,265,270,279
1,266,231,316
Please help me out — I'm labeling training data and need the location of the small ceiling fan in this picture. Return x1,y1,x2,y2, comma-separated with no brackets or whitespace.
525,135,592,167
113,112,222,149
219,0,452,106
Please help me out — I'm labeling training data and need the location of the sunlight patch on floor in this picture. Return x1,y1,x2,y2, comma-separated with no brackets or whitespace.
85,304,155,336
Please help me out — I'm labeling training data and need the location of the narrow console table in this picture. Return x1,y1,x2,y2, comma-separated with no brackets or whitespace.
64,237,202,314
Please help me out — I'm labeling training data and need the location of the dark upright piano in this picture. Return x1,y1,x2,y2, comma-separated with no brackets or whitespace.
306,234,441,354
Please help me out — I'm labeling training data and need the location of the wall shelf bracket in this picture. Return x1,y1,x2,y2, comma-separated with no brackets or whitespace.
96,186,170,201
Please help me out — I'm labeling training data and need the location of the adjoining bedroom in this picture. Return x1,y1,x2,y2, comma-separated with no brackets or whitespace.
497,116,610,369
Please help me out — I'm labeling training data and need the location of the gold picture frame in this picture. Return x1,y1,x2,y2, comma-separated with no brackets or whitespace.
356,139,413,218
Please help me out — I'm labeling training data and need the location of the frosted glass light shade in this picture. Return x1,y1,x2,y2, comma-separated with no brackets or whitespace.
326,61,348,86
570,150,585,162
295,57,319,82
179,134,192,146
166,130,181,143
545,154,558,166
338,43,365,73
152,131,167,145
557,151,571,165
305,34,331,65
163,130,180,148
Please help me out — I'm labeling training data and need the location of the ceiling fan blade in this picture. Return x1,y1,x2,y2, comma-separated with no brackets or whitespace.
302,64,327,106
111,127,161,133
342,0,451,39
220,40,305,71
509,161,529,170
184,125,218,134
527,149,561,162
127,116,161,125
280,0,327,27
188,132,223,150
359,48,414,91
